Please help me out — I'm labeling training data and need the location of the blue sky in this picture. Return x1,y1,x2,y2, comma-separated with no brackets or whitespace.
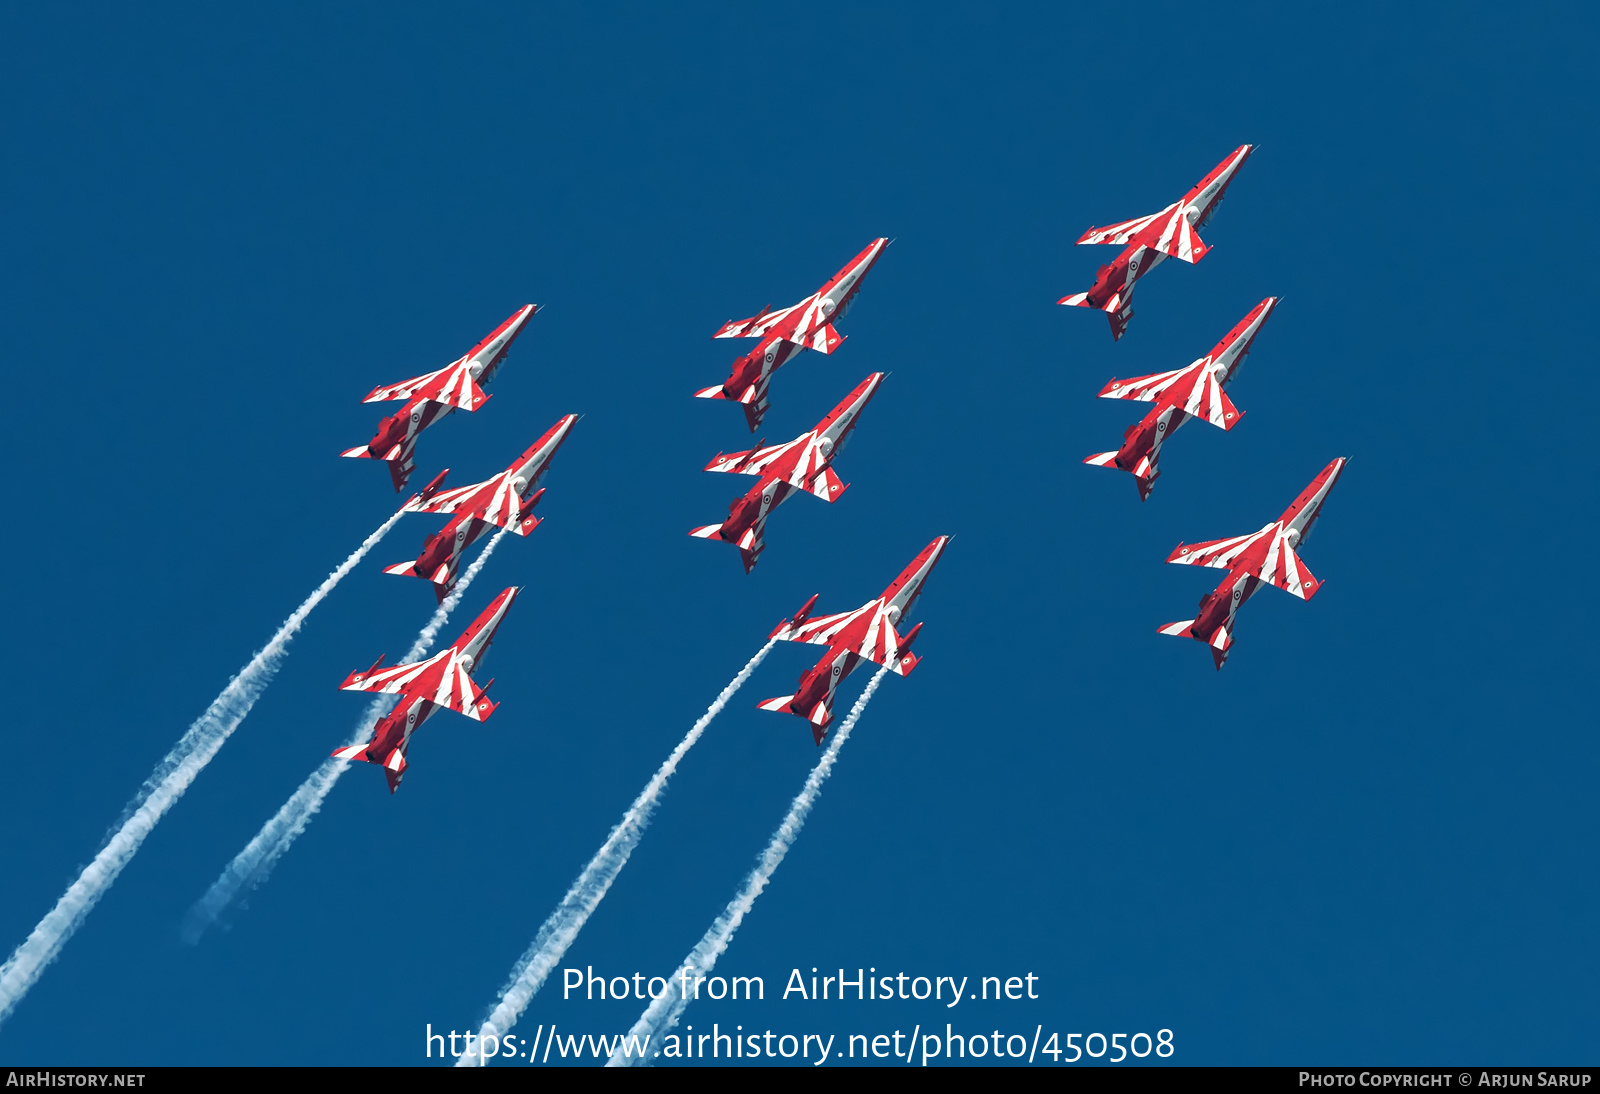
0,2,1595,1066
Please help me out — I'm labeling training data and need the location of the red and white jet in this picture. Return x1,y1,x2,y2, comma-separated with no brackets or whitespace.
384,414,578,602
1159,457,1347,669
1060,146,1253,340
695,238,889,432
333,586,519,792
1086,297,1279,500
341,305,539,491
691,374,884,573
759,535,950,744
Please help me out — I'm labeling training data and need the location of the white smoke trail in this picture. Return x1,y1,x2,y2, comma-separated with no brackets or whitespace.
0,510,403,1030
607,664,892,1067
457,638,779,1067
181,529,511,944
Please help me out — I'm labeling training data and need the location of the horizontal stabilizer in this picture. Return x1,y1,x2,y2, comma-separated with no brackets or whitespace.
1084,451,1119,468
1157,620,1195,638
1057,291,1091,308
340,446,375,460
381,749,408,793
382,561,418,577
1109,303,1134,342
331,744,371,762
742,397,767,434
693,385,729,400
688,523,723,539
757,695,795,714
387,455,415,493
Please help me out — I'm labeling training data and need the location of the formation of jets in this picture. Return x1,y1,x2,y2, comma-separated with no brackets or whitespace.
333,305,575,790
322,152,1350,786
1065,146,1348,668
688,239,953,742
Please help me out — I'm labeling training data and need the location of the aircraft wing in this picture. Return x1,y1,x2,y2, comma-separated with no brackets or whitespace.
1166,531,1262,571
773,608,865,647
703,440,791,476
1076,207,1168,248
361,360,488,411
713,301,801,340
1098,366,1193,402
340,649,451,697
361,364,451,404
406,477,498,516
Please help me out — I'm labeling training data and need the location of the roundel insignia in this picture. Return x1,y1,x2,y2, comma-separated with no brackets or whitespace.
831,484,839,492
833,665,841,676
763,495,771,504
353,675,364,683
1233,588,1243,600
411,412,421,422
1180,548,1189,554
457,530,466,540
1156,421,1165,431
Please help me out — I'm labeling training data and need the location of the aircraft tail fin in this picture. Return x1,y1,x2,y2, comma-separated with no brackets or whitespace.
382,561,418,577
757,695,795,714
1084,451,1119,468
331,744,373,763
1157,620,1195,639
1057,291,1092,307
688,523,724,540
693,385,730,400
